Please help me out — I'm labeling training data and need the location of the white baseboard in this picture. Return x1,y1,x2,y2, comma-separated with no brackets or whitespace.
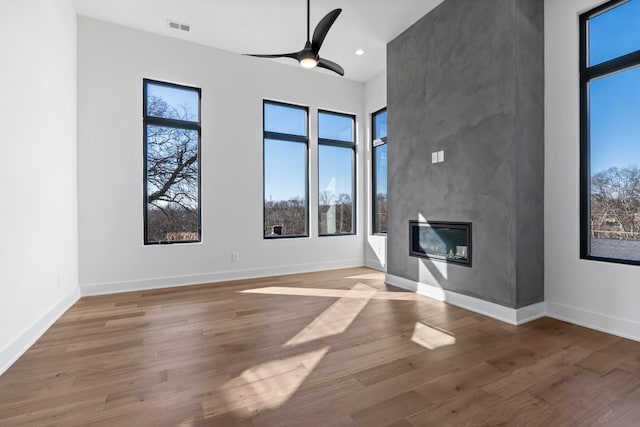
364,257,386,272
516,301,547,324
546,301,640,342
385,274,545,325
0,286,80,376
81,259,365,296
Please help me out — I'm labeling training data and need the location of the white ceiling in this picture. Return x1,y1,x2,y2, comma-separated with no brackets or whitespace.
71,0,444,82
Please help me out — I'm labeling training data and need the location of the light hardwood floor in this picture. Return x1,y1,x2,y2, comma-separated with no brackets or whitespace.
1,267,640,426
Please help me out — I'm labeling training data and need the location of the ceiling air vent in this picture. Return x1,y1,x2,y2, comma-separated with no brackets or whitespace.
167,20,190,32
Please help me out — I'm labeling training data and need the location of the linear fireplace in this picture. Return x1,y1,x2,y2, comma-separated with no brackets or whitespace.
409,221,472,267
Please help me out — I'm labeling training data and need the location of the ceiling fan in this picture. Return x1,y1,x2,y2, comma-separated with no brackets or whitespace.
246,0,345,76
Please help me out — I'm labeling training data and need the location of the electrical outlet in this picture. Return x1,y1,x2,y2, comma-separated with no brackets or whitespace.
432,150,445,163
231,253,239,263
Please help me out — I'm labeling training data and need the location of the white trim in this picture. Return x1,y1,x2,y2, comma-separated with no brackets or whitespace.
546,301,640,343
81,259,365,296
515,302,547,324
385,274,545,325
364,257,385,272
0,286,81,376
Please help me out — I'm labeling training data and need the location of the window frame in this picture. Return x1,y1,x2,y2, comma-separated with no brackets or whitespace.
142,78,202,245
371,107,388,235
579,0,640,266
263,99,310,239
317,109,357,237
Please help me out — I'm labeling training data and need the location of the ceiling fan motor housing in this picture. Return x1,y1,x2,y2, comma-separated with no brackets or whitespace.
245,1,345,76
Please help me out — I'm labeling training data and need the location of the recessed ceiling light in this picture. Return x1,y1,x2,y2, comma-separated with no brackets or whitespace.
355,49,365,56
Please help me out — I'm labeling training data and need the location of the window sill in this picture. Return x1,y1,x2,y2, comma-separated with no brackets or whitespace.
264,234,309,240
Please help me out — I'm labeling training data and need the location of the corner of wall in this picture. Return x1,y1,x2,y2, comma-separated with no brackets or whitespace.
0,287,80,376
0,0,80,376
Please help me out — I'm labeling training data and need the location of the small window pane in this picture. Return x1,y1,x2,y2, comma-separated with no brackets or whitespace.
146,125,199,242
318,111,354,142
588,66,640,261
319,145,354,234
589,67,640,174
588,0,640,66
264,102,307,136
374,144,388,234
146,82,199,122
373,110,387,141
264,139,307,236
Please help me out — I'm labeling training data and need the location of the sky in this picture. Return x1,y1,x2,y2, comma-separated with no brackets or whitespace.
373,110,387,196
318,145,354,202
146,82,199,121
588,0,640,174
263,103,358,202
374,145,387,196
264,138,307,202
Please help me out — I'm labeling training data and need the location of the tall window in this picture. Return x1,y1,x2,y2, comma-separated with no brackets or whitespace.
580,0,640,265
143,79,201,245
372,108,388,234
318,110,356,236
263,101,309,238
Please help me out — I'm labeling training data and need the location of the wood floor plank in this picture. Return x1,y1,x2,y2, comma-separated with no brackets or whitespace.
352,358,418,387
1,267,640,426
552,367,640,425
465,391,558,427
407,388,502,427
350,390,425,426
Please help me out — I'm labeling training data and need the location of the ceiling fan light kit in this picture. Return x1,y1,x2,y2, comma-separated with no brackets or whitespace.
300,58,318,69
298,42,319,68
246,0,345,76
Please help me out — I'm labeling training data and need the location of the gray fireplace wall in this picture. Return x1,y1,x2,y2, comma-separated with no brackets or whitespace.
386,0,544,308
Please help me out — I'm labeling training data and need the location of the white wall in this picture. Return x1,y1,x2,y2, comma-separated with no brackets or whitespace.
0,0,80,374
363,71,387,271
77,17,366,294
545,0,640,340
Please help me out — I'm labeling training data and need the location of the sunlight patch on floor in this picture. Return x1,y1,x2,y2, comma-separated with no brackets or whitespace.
411,321,456,350
240,286,420,301
345,273,384,280
284,283,376,347
219,281,435,418
220,347,330,417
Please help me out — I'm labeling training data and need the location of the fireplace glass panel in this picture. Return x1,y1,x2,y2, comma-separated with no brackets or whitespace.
409,221,471,266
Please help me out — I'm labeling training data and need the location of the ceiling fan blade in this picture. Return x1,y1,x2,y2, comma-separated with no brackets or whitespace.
311,9,341,53
317,57,344,76
245,52,302,61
